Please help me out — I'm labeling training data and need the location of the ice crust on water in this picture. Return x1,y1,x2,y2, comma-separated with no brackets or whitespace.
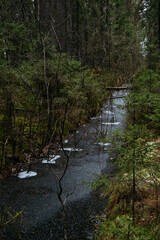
59,147,82,152
17,171,37,179
98,142,111,146
42,155,60,164
102,122,120,125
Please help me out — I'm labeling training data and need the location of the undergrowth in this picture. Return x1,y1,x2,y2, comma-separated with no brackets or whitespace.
93,70,160,240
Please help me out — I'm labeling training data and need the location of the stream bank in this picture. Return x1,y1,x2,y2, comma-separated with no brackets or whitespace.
0,88,128,240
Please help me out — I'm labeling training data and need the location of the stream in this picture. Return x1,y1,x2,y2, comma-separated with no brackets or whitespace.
0,88,128,240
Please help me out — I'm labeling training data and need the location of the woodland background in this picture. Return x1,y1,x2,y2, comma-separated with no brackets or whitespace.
1,0,160,239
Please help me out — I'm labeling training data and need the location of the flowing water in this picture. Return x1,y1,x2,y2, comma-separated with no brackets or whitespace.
0,88,128,240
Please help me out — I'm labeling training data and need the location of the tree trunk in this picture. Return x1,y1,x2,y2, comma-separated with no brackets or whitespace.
106,0,111,71
75,0,80,58
158,0,160,48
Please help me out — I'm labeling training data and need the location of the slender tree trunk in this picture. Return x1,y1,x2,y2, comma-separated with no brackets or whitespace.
155,181,159,223
12,102,17,159
158,0,160,48
43,41,51,144
132,98,136,225
34,0,40,23
59,0,66,52
75,0,79,58
106,0,111,71
64,0,68,53
132,154,136,225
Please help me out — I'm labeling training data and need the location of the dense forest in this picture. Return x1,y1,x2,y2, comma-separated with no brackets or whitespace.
0,0,160,239
0,0,144,172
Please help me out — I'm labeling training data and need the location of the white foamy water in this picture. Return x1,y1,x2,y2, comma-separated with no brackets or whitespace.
17,171,37,179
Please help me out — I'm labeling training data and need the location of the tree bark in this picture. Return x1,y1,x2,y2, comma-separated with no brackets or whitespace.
75,0,80,58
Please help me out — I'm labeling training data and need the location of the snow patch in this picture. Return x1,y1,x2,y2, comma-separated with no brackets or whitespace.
17,171,37,179
42,155,60,164
146,141,157,146
64,140,69,144
102,122,120,125
91,116,97,120
104,111,114,114
59,147,82,152
98,142,111,146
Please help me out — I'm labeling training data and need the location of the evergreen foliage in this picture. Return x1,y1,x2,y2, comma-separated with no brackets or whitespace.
93,71,160,238
94,72,160,239
91,1,160,235
0,0,160,238
0,0,144,172
0,53,108,171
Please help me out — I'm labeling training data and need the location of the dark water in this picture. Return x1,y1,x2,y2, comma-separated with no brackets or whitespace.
0,89,128,240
